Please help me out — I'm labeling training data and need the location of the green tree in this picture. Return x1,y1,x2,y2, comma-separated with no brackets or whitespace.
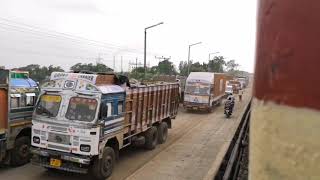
157,60,177,75
70,63,113,73
179,61,189,76
15,64,64,83
179,61,207,76
208,56,226,73
225,60,239,72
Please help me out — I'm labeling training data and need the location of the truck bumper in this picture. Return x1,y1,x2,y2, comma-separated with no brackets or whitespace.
31,147,91,174
183,103,210,111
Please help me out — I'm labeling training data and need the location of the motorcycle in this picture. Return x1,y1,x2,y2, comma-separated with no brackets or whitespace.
224,100,234,118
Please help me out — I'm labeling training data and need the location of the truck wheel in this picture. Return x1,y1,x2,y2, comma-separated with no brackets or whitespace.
11,136,31,166
91,147,115,180
144,126,158,150
158,122,168,144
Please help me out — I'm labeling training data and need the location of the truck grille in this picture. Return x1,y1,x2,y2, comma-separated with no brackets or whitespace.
48,133,70,145
48,144,70,151
49,126,68,133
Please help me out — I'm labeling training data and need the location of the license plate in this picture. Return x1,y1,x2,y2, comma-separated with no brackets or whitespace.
50,158,61,167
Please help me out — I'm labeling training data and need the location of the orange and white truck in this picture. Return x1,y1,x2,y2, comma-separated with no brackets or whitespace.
31,72,179,179
183,72,227,112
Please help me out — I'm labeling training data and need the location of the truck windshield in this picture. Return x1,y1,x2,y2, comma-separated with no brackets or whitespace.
226,86,233,91
65,97,97,122
185,83,210,95
35,95,61,117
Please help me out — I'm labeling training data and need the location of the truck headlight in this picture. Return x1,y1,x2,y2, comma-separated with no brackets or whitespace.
33,136,40,144
80,144,91,152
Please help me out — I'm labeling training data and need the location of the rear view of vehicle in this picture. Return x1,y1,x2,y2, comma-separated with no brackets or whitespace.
0,69,39,166
225,85,233,96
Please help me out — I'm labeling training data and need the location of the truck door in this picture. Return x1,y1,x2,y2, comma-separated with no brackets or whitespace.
0,70,9,132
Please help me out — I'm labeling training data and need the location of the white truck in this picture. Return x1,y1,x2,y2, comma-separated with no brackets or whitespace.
31,72,179,179
183,72,227,112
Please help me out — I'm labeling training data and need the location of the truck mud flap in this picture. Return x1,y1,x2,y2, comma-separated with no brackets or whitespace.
0,136,6,162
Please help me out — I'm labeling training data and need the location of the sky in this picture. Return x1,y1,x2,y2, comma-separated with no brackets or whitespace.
0,0,257,73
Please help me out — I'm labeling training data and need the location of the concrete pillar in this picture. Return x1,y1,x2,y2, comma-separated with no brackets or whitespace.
251,0,320,179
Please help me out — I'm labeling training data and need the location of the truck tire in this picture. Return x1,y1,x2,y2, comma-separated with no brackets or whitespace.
144,126,158,150
158,122,168,144
11,136,31,166
91,147,115,180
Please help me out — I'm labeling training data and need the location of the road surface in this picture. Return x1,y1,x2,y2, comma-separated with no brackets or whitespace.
0,88,251,180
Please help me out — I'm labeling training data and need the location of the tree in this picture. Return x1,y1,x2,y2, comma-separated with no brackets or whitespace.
179,61,189,76
157,60,177,75
179,60,207,76
14,64,64,83
208,56,226,73
70,63,113,73
225,60,239,72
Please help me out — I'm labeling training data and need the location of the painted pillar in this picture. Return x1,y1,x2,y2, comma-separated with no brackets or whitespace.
251,0,320,179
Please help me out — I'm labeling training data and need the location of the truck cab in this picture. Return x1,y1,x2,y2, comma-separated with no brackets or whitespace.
183,72,226,112
31,72,125,170
0,69,39,165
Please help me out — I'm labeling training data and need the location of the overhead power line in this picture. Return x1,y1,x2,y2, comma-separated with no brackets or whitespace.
0,17,162,56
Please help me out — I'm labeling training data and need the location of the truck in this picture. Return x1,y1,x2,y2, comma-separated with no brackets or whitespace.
237,76,249,89
31,72,180,179
228,80,241,94
0,69,39,166
183,72,227,112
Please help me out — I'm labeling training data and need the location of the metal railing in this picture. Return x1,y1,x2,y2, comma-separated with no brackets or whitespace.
214,99,251,180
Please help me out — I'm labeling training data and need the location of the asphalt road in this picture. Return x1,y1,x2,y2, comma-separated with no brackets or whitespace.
0,88,251,180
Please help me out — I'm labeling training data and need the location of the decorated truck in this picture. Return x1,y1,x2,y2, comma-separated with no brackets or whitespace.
31,72,179,179
0,69,39,165
183,72,227,112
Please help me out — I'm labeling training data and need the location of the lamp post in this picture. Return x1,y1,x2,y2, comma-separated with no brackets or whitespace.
187,42,202,75
208,51,220,61
208,51,220,71
144,22,164,78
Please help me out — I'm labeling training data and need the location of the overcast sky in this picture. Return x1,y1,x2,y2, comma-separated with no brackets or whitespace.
0,0,257,72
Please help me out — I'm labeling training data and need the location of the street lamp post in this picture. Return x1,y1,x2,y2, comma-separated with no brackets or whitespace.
208,51,220,61
144,22,164,78
187,42,202,75
208,51,220,71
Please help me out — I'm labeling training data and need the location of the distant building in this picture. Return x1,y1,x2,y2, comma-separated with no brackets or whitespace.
0,66,5,69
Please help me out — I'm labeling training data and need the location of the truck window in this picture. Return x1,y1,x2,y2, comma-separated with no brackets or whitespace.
118,101,123,114
26,96,34,106
10,97,19,108
107,102,113,116
26,93,36,106
20,95,26,107
65,97,97,122
35,95,61,117
185,83,210,95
